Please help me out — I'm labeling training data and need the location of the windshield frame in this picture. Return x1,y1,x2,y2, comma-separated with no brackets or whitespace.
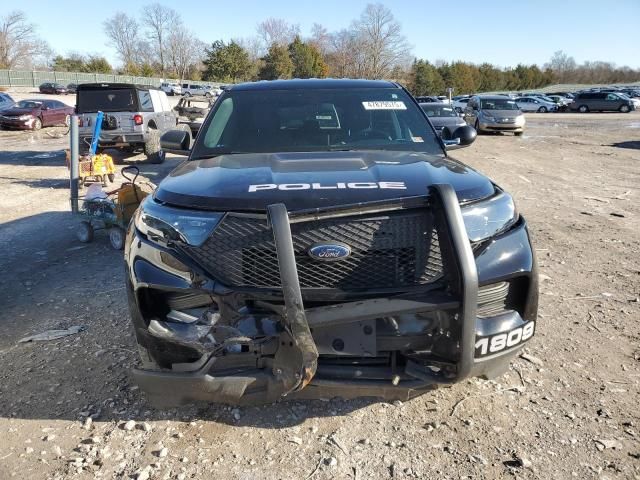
190,86,445,160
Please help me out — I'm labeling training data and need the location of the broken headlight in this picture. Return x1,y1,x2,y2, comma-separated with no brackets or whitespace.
134,196,223,246
461,191,518,242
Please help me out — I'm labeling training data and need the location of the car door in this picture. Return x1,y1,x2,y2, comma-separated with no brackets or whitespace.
604,93,621,112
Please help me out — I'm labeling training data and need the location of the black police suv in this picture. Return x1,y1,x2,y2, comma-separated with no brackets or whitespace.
125,79,538,405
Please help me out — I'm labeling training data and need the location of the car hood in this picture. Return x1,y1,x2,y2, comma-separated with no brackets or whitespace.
154,150,495,211
0,107,38,116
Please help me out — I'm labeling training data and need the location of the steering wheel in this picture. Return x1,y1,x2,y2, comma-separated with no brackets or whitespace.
354,128,392,141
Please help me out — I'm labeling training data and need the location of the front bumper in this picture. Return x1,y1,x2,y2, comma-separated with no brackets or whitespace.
479,120,524,132
126,186,538,405
0,117,36,129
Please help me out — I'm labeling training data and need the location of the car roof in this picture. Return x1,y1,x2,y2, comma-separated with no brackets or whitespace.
228,78,400,91
77,83,160,91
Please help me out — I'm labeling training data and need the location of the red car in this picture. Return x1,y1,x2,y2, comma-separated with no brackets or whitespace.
0,99,74,130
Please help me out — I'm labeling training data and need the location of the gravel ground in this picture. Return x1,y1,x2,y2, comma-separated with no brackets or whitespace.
0,109,639,480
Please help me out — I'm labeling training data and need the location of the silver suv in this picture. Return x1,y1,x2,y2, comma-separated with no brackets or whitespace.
76,83,180,163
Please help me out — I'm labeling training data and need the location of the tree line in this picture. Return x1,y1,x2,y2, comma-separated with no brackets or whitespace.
2,5,640,92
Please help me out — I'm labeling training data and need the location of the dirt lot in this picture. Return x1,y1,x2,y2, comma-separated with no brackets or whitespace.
0,109,639,480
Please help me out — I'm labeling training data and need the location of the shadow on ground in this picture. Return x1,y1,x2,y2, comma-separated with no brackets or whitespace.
609,140,640,150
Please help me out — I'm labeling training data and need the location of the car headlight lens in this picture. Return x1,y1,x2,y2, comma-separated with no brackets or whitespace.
134,196,223,246
461,191,518,242
18,114,33,120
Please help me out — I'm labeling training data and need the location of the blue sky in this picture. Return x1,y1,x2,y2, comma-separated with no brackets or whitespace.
15,0,640,68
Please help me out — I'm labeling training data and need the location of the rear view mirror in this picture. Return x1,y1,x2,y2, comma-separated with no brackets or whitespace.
442,125,477,150
160,129,191,155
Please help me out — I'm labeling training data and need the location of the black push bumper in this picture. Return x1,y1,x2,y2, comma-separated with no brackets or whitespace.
128,184,537,405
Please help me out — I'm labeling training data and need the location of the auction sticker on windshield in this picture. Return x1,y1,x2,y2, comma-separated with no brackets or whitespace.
362,101,407,110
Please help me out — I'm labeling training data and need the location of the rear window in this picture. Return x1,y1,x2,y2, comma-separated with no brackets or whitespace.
77,88,139,113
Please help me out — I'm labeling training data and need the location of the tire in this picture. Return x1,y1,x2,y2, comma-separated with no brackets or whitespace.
184,92,191,97
33,117,42,130
514,131,524,136
474,119,482,134
109,227,125,250
77,222,94,243
578,105,589,113
144,129,165,164
620,104,630,113
538,106,547,113
64,115,70,127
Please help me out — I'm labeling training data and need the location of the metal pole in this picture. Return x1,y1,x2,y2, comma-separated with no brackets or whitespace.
70,115,79,213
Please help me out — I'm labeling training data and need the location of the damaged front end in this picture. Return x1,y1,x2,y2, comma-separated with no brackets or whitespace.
127,184,537,406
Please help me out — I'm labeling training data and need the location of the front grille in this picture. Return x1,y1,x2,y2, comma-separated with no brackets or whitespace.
183,210,444,290
477,282,509,317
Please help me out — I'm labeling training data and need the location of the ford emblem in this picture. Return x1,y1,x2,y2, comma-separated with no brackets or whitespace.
308,242,351,261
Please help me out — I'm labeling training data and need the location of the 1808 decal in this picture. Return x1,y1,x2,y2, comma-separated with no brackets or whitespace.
475,321,535,358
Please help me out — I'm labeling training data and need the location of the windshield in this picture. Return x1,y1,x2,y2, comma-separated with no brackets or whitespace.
480,99,519,110
16,100,42,108
192,87,442,159
77,88,138,113
420,104,458,117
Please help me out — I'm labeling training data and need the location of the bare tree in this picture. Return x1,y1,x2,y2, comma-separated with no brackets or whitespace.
103,13,141,67
0,11,47,69
309,23,331,55
166,23,204,81
256,18,299,50
352,3,412,79
545,50,577,83
141,3,179,76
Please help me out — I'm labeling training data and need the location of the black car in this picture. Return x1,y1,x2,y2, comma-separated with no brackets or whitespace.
126,79,538,406
39,82,68,94
67,83,78,94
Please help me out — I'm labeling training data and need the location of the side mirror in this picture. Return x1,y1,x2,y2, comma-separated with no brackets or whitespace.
442,125,477,150
160,129,191,155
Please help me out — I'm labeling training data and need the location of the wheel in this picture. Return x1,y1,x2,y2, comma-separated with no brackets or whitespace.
184,92,191,97
514,131,524,136
538,106,547,113
205,92,212,98
144,129,165,164
578,105,589,113
108,173,115,183
620,104,630,113
33,117,42,130
77,221,94,243
64,115,70,127
474,119,482,134
109,227,125,250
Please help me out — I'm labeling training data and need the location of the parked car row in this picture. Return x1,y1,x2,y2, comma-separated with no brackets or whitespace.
160,82,224,98
447,87,638,114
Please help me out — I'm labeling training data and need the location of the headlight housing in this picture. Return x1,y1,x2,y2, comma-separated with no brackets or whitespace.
461,191,518,242
134,196,223,246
